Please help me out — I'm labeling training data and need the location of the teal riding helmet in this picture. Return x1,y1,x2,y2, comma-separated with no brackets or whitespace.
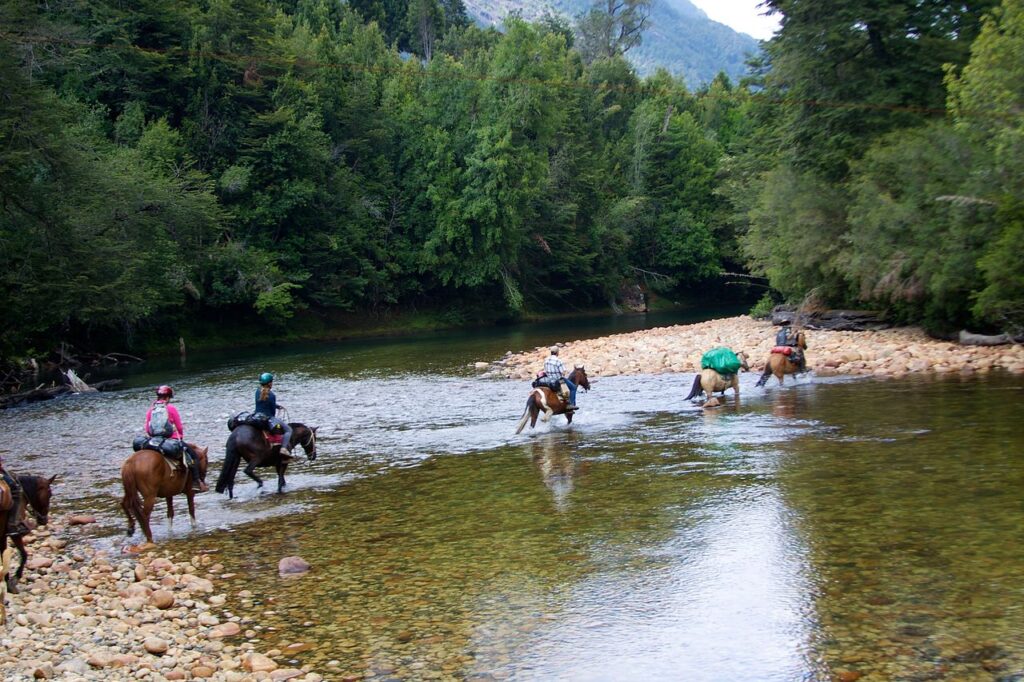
259,372,274,385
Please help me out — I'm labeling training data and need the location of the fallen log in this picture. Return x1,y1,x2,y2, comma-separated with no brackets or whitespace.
958,330,1014,346
0,377,123,410
770,307,890,331
65,369,97,393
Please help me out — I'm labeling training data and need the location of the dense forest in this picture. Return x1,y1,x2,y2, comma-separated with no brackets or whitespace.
1,0,1022,364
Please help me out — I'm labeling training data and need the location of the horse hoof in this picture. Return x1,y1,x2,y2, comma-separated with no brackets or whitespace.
6,581,18,595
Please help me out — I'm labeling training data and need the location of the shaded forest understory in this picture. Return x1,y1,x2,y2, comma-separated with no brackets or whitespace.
1,0,1022,367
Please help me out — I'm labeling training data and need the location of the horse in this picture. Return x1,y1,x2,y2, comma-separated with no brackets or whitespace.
756,330,808,387
684,352,750,405
120,444,208,547
0,473,57,589
515,367,591,435
215,423,318,498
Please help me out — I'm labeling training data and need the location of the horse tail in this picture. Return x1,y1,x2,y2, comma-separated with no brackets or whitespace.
684,374,703,401
515,394,536,435
755,360,772,388
120,459,145,535
215,435,241,494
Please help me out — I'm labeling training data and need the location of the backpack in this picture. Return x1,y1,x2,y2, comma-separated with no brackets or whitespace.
147,402,174,437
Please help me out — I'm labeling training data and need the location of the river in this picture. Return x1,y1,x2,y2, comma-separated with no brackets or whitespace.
2,308,1023,681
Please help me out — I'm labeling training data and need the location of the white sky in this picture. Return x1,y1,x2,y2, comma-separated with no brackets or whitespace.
689,0,780,41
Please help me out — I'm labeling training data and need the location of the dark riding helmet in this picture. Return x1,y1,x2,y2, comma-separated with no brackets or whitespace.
156,385,174,399
259,372,274,385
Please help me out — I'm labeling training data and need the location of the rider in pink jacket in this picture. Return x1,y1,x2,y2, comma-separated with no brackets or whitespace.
145,386,207,492
145,398,184,439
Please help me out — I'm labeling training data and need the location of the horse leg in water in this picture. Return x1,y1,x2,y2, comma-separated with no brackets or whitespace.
276,461,289,494
243,459,265,490
186,490,197,529
165,496,175,531
755,362,773,388
139,492,158,545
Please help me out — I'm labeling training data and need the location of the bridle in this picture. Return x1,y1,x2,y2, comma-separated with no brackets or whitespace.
300,427,317,456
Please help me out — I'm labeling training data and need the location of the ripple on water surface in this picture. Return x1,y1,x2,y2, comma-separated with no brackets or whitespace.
1,341,1023,680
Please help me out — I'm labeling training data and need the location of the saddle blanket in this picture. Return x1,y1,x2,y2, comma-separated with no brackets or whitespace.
771,346,794,356
265,433,284,445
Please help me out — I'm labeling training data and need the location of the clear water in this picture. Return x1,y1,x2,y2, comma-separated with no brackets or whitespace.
2,311,1022,681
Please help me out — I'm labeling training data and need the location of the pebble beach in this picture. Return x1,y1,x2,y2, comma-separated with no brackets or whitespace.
489,315,1024,380
1,519,322,682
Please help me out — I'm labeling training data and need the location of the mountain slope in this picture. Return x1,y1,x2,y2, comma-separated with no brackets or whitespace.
464,0,761,86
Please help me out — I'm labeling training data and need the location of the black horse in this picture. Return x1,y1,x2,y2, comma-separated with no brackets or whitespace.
215,423,317,498
7,474,57,593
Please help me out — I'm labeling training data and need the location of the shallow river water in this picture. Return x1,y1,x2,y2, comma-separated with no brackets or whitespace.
2,310,1023,681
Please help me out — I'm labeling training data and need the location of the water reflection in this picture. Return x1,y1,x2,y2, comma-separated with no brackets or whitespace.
528,432,586,513
1,327,1023,680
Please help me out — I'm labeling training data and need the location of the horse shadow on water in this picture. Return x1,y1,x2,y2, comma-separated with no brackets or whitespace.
215,423,318,499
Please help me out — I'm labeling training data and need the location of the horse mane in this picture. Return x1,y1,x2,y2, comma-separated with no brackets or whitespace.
16,475,41,501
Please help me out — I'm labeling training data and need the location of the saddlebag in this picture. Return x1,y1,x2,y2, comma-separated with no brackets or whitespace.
228,411,277,432
771,345,794,356
132,435,183,458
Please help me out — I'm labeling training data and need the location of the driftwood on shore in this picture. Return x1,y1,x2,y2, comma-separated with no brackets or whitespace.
771,307,890,331
958,330,1021,346
0,377,122,410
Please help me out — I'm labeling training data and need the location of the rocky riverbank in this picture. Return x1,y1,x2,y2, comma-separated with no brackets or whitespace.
1,519,322,682
488,315,1024,379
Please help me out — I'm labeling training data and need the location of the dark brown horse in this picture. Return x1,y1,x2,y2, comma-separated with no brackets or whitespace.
121,444,208,548
515,367,591,435
215,423,318,498
1,474,57,593
756,331,808,387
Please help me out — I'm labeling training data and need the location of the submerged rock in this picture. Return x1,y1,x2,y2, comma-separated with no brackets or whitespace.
278,556,311,576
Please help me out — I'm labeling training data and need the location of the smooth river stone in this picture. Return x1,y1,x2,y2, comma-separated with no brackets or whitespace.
278,556,311,575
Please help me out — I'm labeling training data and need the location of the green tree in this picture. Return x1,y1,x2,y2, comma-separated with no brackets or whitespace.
575,0,652,64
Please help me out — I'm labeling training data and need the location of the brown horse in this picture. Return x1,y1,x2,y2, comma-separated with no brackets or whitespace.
684,352,750,405
121,444,208,547
3,474,57,593
756,331,808,387
215,423,318,498
515,367,591,434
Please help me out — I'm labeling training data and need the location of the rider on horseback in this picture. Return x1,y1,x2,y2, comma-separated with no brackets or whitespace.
774,320,806,372
0,455,27,536
145,386,209,493
255,373,294,457
543,347,578,410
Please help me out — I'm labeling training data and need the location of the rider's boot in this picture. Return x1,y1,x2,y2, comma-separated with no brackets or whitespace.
280,447,292,457
185,452,208,493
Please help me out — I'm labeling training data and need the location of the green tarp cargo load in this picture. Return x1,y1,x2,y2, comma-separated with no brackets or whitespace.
701,347,742,375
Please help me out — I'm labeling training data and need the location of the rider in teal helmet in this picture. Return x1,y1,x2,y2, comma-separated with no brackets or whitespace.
255,372,293,457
